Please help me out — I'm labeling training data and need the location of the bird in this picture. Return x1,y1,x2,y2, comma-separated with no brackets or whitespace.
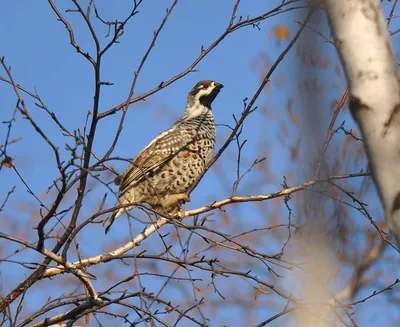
103,80,224,233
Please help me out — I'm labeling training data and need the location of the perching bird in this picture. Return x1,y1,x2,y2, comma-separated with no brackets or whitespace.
103,80,224,233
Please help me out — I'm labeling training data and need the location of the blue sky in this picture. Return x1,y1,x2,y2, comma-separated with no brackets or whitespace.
1,1,399,326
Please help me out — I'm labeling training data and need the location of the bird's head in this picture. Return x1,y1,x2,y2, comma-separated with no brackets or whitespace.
187,80,224,109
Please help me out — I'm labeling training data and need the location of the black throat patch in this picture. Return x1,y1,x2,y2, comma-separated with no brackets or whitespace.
198,88,221,108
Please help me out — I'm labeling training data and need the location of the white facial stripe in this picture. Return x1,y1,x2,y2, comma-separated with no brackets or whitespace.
194,82,217,99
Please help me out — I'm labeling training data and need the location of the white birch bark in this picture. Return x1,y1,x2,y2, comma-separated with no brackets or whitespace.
324,0,400,240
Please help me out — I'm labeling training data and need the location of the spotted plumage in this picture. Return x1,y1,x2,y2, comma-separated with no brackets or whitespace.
103,80,223,233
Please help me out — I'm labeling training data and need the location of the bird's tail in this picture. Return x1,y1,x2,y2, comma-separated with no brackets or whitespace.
104,195,137,233
103,209,121,234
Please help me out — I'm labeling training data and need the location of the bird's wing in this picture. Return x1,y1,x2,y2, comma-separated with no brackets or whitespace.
119,126,192,194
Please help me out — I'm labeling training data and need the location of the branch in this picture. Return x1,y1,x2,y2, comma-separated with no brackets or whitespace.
47,0,96,66
42,172,368,279
101,0,179,160
187,8,314,195
97,0,309,119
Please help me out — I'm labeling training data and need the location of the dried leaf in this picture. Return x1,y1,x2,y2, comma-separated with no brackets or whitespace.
114,176,122,186
222,211,230,227
272,25,290,41
85,313,90,324
290,147,298,160
254,285,272,300
1,155,13,168
286,98,299,126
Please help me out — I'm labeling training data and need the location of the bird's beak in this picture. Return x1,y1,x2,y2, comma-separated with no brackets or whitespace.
216,83,224,89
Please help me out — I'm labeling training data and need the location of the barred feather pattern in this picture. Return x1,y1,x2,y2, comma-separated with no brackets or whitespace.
103,105,216,233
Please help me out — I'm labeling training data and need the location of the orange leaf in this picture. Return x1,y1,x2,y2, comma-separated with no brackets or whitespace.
273,25,290,41
254,285,272,300
1,155,13,168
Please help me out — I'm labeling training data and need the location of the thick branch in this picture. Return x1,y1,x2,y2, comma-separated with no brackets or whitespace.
324,0,400,240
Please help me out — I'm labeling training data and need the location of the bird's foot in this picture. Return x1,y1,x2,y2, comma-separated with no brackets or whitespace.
177,207,185,219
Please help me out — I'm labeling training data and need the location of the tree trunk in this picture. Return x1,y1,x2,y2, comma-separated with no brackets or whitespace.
324,0,400,241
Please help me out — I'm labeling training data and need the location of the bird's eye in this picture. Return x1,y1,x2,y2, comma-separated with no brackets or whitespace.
202,83,209,89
